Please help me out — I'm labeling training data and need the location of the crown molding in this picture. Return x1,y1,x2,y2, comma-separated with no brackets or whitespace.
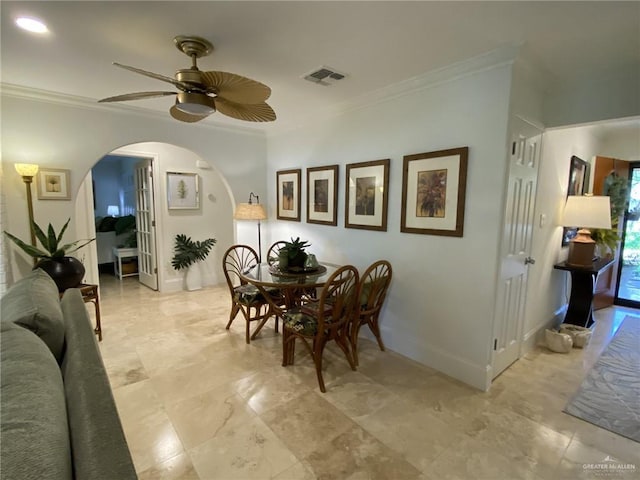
0,83,266,137
269,44,521,136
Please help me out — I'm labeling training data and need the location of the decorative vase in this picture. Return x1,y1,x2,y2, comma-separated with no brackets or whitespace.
288,251,308,269
35,256,85,292
185,264,202,291
278,251,289,270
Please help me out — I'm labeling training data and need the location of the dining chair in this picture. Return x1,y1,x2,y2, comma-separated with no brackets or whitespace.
222,244,281,344
350,260,393,366
266,241,287,265
282,264,359,392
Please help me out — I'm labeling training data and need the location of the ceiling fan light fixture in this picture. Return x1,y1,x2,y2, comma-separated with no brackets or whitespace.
175,92,215,115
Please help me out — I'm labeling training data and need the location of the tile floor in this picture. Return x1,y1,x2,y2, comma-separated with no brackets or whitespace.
95,275,640,480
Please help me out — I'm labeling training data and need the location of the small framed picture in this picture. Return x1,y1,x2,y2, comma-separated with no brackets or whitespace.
277,169,301,221
307,165,338,226
167,172,199,210
401,147,468,237
345,159,390,231
37,168,71,200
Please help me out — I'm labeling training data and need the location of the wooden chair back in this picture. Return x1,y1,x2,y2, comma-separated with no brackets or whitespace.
266,241,287,265
222,244,259,291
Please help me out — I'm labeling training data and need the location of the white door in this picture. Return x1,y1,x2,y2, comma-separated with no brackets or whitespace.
492,116,542,378
134,159,158,290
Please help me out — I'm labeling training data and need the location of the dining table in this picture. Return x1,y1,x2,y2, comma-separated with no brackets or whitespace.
238,261,341,316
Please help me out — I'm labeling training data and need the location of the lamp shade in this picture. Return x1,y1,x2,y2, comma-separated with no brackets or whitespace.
107,205,120,217
14,163,39,177
562,195,612,229
234,203,267,221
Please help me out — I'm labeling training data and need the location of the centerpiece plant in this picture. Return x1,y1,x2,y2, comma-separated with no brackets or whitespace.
278,237,310,270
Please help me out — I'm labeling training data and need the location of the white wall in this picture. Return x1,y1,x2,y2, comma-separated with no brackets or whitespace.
267,64,513,389
1,91,267,284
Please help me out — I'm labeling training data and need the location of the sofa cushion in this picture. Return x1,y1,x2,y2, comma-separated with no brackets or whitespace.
0,321,73,480
0,268,65,362
60,289,137,480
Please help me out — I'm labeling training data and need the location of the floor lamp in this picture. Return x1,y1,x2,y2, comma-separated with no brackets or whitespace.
233,192,267,262
14,163,39,247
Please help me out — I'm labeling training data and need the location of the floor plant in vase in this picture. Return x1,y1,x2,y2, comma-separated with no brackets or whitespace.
171,234,216,291
4,218,95,291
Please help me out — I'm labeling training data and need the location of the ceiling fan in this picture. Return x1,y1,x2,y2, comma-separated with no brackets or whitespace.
98,35,276,123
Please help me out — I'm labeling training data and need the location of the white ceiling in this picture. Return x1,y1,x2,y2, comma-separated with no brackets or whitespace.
1,1,639,133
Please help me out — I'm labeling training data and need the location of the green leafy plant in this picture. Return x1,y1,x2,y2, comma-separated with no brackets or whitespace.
278,237,310,269
591,173,628,256
171,234,216,271
3,218,95,260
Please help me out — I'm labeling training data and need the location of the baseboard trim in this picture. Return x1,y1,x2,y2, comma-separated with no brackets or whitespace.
377,325,491,391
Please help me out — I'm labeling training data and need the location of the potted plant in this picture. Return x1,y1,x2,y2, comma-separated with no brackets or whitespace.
591,173,628,257
4,218,95,291
171,234,216,290
278,237,310,270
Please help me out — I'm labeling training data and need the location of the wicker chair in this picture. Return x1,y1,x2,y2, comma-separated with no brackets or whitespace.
282,265,359,392
266,241,288,266
222,245,280,344
350,260,392,366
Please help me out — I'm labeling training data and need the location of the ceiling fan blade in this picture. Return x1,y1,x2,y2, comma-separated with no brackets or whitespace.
200,71,271,103
113,62,191,90
169,104,208,123
215,98,276,122
98,91,177,103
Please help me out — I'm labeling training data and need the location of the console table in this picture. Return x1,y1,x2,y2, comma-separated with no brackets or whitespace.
554,257,615,328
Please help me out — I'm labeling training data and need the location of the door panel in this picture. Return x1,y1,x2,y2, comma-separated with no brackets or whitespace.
135,159,158,290
492,117,542,378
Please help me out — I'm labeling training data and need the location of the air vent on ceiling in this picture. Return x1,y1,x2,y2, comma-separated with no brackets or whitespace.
303,66,347,86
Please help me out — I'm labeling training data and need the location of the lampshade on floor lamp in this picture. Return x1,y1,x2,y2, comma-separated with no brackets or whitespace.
233,192,267,262
562,195,612,267
14,163,39,247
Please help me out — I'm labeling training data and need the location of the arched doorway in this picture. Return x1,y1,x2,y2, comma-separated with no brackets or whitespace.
76,141,236,293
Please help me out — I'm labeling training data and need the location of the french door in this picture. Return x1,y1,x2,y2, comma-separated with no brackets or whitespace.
134,159,158,290
615,162,640,307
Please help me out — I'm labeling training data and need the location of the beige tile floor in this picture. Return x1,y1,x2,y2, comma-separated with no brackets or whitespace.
95,275,640,480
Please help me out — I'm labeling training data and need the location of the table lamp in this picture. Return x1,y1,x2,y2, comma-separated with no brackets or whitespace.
562,195,612,267
233,192,267,262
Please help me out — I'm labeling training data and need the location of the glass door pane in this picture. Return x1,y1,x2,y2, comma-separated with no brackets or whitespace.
616,162,640,305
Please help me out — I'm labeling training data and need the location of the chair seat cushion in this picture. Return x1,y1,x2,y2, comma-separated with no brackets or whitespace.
233,284,280,305
283,309,319,336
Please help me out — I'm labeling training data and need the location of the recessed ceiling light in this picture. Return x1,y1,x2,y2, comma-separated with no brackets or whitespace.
15,17,48,34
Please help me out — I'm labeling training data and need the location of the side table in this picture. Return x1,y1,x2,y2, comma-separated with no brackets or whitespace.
113,247,138,280
60,283,102,341
553,257,615,328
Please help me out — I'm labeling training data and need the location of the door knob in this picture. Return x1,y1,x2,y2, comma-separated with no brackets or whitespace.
524,257,536,265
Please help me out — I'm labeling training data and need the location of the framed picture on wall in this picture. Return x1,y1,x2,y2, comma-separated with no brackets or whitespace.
345,159,389,231
400,147,468,237
307,165,338,226
277,169,301,221
167,172,199,209
36,168,71,200
562,155,589,245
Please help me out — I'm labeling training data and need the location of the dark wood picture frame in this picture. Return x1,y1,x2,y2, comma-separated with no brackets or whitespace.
401,147,468,237
562,155,589,246
277,168,301,221
345,159,390,231
307,165,338,226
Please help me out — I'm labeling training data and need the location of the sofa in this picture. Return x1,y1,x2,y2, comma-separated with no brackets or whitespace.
1,268,137,479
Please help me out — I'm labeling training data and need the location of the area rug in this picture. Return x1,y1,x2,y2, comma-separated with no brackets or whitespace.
563,316,640,442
